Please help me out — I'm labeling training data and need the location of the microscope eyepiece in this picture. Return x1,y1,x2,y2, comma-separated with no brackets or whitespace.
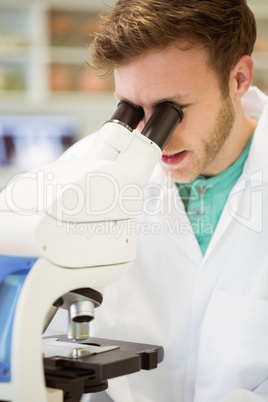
141,101,184,150
108,100,144,131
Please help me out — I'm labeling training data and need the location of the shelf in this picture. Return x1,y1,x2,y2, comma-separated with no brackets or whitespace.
0,2,114,96
248,4,268,19
48,46,89,63
0,92,117,138
0,6,33,41
0,0,267,187
0,114,79,190
253,52,268,69
3,0,116,10
0,92,117,190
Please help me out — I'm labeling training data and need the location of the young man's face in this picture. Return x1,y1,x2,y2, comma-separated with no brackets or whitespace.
114,43,235,183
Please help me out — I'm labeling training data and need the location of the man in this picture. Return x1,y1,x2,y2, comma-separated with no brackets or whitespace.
64,1,268,401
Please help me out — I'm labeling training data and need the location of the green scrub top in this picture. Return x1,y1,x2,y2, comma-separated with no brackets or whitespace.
176,136,253,255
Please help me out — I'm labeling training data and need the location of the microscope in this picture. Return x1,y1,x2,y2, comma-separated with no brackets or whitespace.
0,100,183,401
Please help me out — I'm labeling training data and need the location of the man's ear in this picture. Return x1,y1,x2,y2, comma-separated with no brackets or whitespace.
231,55,254,101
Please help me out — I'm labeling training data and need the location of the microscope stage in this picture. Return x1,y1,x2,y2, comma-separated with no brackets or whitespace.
43,335,164,401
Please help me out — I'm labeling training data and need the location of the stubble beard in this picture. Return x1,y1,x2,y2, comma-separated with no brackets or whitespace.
168,94,235,184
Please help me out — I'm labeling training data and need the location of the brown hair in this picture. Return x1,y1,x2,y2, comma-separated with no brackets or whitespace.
89,0,256,94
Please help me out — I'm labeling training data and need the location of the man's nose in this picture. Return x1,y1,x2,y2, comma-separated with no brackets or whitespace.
137,107,154,132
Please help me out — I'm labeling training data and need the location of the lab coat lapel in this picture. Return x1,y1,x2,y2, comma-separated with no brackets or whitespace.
148,169,203,266
203,94,268,262
147,87,268,266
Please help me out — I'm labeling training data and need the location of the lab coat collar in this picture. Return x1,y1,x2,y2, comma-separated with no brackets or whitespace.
147,165,204,266
242,88,268,182
149,87,268,265
203,87,268,261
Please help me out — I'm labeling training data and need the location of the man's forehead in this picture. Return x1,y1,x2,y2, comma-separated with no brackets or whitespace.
113,43,214,109
114,40,210,70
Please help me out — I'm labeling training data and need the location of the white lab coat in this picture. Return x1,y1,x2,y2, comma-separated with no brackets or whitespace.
56,86,268,402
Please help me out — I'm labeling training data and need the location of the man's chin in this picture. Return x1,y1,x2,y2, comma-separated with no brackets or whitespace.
161,163,197,184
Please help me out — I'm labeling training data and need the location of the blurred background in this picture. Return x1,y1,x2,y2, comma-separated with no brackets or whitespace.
0,0,267,190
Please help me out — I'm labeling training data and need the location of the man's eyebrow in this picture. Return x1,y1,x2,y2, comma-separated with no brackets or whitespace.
114,93,140,108
151,96,190,107
114,92,191,108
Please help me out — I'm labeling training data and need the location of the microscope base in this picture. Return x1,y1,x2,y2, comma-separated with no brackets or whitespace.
43,335,164,402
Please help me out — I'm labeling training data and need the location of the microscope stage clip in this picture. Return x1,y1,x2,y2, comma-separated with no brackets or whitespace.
42,338,119,359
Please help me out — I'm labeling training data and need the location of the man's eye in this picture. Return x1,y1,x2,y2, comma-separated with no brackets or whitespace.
177,104,188,110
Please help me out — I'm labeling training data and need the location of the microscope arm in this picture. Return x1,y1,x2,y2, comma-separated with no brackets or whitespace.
0,101,183,402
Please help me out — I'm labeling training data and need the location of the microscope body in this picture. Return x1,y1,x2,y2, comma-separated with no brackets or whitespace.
0,101,183,401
